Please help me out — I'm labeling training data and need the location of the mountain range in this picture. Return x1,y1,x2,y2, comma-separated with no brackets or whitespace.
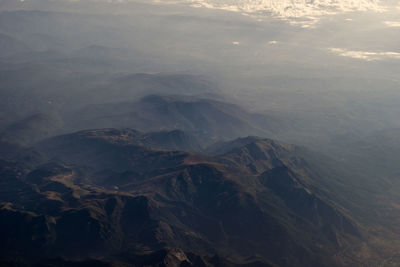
0,128,370,266
68,95,288,145
1,2,400,266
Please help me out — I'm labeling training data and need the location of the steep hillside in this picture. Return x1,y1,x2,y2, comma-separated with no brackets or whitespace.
0,129,378,266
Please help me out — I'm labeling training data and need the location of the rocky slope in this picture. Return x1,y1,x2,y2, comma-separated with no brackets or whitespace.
0,129,369,266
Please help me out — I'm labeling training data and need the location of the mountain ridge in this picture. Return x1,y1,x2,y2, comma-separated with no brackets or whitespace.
0,128,371,266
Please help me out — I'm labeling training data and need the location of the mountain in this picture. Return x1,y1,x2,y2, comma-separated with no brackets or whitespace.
0,112,63,161
144,129,203,152
0,60,223,123
0,113,63,148
0,128,374,266
70,95,287,145
206,136,262,155
37,128,203,155
85,73,221,104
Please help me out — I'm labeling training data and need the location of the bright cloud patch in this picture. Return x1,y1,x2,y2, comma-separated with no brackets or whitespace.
384,21,400,27
185,0,384,25
330,48,400,61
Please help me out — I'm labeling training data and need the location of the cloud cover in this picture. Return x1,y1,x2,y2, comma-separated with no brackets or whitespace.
187,0,383,16
330,48,400,61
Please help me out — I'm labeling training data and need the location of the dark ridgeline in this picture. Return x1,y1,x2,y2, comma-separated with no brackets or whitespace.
1,129,362,266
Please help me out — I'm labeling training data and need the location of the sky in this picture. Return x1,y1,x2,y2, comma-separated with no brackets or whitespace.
8,0,400,63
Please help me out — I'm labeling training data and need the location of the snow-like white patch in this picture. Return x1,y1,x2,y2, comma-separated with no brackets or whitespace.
330,48,400,61
232,41,240,45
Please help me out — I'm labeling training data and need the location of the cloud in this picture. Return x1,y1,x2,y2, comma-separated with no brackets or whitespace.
232,41,240,45
329,48,400,61
384,21,400,27
31,0,388,28
184,0,385,26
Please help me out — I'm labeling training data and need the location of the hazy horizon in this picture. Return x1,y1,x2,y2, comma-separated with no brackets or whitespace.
1,1,400,266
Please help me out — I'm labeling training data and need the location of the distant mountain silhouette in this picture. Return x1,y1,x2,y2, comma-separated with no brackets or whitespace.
0,113,63,160
71,95,287,145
